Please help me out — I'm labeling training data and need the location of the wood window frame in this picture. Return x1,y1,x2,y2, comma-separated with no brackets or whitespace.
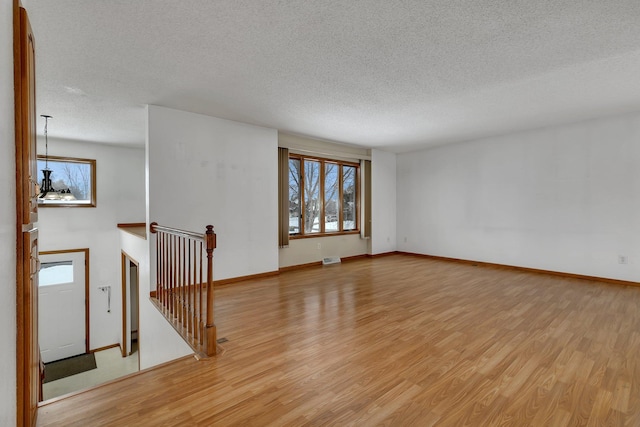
36,155,97,208
288,153,360,239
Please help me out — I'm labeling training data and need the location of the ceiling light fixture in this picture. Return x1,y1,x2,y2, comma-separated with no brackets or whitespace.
38,115,76,201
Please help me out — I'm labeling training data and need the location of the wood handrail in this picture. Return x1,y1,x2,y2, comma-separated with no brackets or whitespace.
149,221,218,357
150,222,210,242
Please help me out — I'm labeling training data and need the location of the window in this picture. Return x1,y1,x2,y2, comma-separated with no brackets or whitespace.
288,154,359,236
39,261,74,287
36,155,96,207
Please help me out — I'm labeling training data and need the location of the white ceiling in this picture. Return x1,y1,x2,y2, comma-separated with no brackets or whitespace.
28,0,640,152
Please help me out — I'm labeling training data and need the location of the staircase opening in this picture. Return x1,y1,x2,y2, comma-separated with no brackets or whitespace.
149,222,219,358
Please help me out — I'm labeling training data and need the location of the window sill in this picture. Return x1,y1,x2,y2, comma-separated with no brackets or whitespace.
289,230,360,240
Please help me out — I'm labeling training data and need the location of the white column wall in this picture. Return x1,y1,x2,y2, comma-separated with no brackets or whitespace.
371,149,397,255
0,0,16,422
147,105,279,280
279,234,368,268
397,112,640,282
37,139,145,350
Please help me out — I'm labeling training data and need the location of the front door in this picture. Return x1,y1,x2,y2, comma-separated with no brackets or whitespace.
15,4,40,423
38,250,88,363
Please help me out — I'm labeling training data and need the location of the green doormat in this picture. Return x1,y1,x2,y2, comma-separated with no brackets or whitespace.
43,353,97,383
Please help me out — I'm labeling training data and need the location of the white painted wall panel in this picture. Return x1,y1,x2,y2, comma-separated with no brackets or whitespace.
397,113,640,282
147,105,279,280
279,234,368,268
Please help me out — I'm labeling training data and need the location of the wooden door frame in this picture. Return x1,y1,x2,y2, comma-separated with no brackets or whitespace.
39,248,91,355
14,1,39,425
121,251,140,361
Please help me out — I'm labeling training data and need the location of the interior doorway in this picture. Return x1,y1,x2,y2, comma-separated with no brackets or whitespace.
121,252,140,361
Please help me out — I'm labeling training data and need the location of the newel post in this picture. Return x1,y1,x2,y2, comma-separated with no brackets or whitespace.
205,225,217,355
149,222,160,303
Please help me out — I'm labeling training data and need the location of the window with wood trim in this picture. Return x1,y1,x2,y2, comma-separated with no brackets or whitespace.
36,155,96,207
288,154,359,236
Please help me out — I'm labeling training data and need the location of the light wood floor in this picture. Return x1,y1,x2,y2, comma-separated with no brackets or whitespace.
37,255,640,426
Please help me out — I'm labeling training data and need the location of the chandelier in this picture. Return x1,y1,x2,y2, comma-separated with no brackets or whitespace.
38,115,75,201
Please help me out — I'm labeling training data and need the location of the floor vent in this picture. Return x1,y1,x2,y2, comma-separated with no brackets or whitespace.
217,337,228,344
322,257,342,265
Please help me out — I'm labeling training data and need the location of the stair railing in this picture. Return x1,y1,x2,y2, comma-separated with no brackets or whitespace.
149,222,217,357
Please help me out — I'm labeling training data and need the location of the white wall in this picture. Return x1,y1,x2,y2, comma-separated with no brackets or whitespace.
147,105,279,280
120,230,191,369
0,0,16,423
397,112,640,282
279,234,368,268
37,139,145,350
371,149,397,255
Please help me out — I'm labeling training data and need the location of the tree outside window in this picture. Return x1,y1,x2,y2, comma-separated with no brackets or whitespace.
36,155,96,207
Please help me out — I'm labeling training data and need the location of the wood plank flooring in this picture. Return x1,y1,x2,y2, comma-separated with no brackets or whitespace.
37,255,640,426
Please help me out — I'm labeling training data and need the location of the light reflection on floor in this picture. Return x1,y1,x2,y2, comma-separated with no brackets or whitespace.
42,343,139,401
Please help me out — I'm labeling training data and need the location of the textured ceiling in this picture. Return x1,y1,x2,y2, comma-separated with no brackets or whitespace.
28,0,640,152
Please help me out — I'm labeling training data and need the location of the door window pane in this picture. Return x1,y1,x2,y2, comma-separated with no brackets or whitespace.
39,261,73,286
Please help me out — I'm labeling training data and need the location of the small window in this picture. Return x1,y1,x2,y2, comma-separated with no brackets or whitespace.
39,261,74,286
36,155,96,207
